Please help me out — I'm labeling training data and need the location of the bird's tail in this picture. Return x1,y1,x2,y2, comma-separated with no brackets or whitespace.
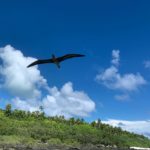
56,62,60,68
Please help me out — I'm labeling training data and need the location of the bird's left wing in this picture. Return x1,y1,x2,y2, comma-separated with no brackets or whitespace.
57,54,85,62
27,59,52,68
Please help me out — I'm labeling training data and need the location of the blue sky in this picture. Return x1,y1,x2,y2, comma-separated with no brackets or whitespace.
0,0,150,137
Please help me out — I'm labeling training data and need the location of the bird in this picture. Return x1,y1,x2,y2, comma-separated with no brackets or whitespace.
27,54,85,68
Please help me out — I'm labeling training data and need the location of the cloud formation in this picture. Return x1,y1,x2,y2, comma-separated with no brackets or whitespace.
0,45,95,117
13,82,95,118
42,82,95,117
96,50,146,100
0,45,47,99
111,50,120,66
103,119,150,138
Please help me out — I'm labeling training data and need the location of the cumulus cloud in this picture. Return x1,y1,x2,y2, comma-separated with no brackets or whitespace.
96,50,146,100
0,45,47,99
13,82,95,118
43,82,95,117
0,45,95,117
111,50,120,66
97,69,146,92
103,119,150,138
12,97,40,112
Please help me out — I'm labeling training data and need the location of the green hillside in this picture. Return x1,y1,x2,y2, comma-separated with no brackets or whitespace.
0,104,149,149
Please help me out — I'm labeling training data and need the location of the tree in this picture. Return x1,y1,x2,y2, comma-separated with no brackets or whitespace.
39,106,44,112
12,109,26,119
5,104,12,117
91,121,97,127
96,118,101,128
69,117,75,125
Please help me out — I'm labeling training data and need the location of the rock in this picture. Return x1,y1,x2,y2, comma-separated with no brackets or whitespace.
68,148,80,150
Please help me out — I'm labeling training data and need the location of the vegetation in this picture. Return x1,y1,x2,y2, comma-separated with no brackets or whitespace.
0,104,149,148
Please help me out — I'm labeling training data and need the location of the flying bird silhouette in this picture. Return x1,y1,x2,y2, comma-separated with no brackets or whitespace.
27,54,85,68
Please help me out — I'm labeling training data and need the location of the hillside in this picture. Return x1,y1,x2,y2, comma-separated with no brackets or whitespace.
0,104,150,149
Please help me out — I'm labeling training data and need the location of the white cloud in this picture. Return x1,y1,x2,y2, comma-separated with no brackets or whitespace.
42,82,95,118
12,97,39,112
97,70,146,91
0,45,47,99
144,61,150,68
96,50,146,100
111,50,120,66
0,45,95,117
13,82,95,118
103,119,150,138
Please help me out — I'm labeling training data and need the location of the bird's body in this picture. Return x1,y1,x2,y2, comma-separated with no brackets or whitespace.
27,54,85,68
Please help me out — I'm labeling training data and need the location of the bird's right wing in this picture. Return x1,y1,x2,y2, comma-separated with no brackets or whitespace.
27,59,52,68
57,54,85,62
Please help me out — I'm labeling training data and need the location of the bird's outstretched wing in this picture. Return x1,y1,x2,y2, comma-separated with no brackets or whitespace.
27,59,52,68
57,54,85,62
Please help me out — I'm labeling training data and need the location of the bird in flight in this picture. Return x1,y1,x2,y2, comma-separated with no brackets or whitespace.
27,54,85,68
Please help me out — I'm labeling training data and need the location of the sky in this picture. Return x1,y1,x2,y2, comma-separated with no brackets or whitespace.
0,0,150,137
